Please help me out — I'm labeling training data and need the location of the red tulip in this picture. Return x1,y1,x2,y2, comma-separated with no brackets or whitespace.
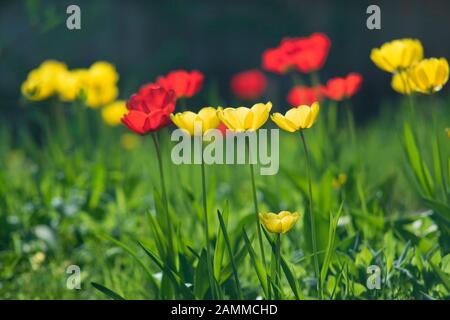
291,33,331,73
262,47,292,74
262,33,331,74
321,73,363,101
287,85,323,106
122,84,176,135
156,70,204,98
230,69,267,100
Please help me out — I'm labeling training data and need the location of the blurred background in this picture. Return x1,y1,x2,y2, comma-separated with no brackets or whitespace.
1,0,450,123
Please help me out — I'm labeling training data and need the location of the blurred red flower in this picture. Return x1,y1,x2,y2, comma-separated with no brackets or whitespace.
262,33,331,74
287,85,323,106
156,70,204,98
230,69,267,100
217,122,228,136
321,73,363,101
122,84,176,135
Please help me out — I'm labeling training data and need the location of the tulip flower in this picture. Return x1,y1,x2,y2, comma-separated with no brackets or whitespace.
259,210,300,298
287,86,323,107
122,84,176,267
157,69,204,99
172,106,220,297
370,38,423,73
408,58,449,94
321,73,363,101
57,69,89,101
83,62,119,108
271,102,320,132
262,33,331,74
21,60,68,101
217,102,272,132
230,69,267,100
101,100,128,126
122,84,176,135
391,70,417,95
271,102,321,295
259,211,300,234
170,107,220,136
217,102,272,267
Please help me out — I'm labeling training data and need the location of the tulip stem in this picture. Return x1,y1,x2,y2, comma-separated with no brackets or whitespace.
344,100,356,150
151,132,174,266
200,141,216,299
275,233,282,300
299,131,321,298
248,144,267,267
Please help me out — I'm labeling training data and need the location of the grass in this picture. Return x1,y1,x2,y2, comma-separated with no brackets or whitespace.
0,94,449,300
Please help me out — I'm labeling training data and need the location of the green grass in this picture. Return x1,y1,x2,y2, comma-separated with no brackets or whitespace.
0,95,449,300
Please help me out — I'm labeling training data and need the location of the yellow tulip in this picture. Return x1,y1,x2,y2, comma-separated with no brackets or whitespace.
408,58,449,94
271,102,320,132
370,39,423,73
391,70,417,95
171,107,220,136
87,61,119,84
84,61,119,108
21,60,67,101
217,102,272,132
57,69,89,101
101,100,128,126
259,211,300,234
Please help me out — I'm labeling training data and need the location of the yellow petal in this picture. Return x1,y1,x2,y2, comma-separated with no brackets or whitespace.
271,113,297,132
250,102,272,131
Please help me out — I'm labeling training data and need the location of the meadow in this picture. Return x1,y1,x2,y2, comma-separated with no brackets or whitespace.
0,36,449,300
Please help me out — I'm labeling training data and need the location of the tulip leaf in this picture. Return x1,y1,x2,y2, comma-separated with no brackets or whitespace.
214,203,229,280
217,209,242,298
242,228,269,297
91,282,125,300
98,233,159,290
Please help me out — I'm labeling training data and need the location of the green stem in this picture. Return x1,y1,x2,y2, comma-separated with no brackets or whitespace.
310,71,320,87
299,131,320,297
344,100,356,150
275,233,281,299
151,132,174,266
248,144,266,267
199,141,216,299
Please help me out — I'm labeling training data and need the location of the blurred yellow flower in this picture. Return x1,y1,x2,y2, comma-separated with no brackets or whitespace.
171,107,220,136
30,251,46,270
259,211,300,234
408,58,449,94
21,60,67,100
102,100,128,126
370,39,423,73
217,102,272,132
391,70,417,95
332,173,347,190
84,61,119,108
271,102,320,132
57,69,89,101
120,133,141,150
445,128,450,139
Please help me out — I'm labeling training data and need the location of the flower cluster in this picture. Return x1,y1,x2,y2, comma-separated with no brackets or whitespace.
262,33,331,74
371,38,449,95
261,33,362,107
21,60,119,108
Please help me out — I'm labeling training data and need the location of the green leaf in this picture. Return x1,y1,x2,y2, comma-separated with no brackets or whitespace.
402,122,430,196
194,250,210,299
214,203,229,280
98,233,159,290
320,203,343,293
242,229,268,297
217,209,242,299
91,282,125,300
429,261,450,293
